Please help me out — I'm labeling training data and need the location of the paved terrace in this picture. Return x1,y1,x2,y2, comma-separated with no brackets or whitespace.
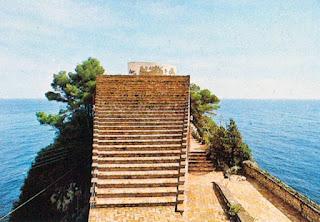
89,136,306,222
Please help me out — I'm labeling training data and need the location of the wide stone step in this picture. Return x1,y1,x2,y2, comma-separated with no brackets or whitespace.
189,154,207,157
97,80,188,84
95,125,184,131
97,82,188,86
188,170,213,173
93,156,181,164
96,101,188,105
188,164,213,167
94,110,186,114
95,163,181,171
98,83,188,86
95,113,186,119
96,178,181,188
97,86,188,90
95,117,185,122
96,108,186,113
95,99,187,103
96,92,188,97
95,187,181,198
93,143,184,151
97,93,187,97
93,143,183,148
93,147,184,153
95,121,184,126
97,81,188,85
96,90,187,94
94,129,184,135
94,197,182,208
95,139,182,146
97,104,187,108
95,116,186,120
189,159,212,163
96,169,182,176
94,134,182,140
96,98,187,102
188,165,213,168
95,170,181,179
96,102,187,107
188,166,214,170
93,150,181,157
97,83,188,87
95,92,187,96
189,151,206,154
97,105,187,109
188,158,210,161
189,156,210,162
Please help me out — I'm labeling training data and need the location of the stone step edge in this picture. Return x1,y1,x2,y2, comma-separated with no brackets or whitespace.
95,190,183,198
92,200,183,208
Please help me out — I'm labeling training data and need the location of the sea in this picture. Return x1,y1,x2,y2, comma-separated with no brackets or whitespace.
0,99,319,217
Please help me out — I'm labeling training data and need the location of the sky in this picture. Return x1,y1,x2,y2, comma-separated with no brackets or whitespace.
0,0,319,99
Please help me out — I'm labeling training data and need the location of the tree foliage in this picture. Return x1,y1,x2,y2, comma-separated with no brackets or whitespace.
190,83,220,141
36,57,104,130
208,119,252,169
190,84,252,169
10,111,92,222
10,58,104,222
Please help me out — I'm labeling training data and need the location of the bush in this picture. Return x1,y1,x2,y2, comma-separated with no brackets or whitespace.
190,84,252,170
228,203,242,216
207,119,252,169
10,58,103,221
190,83,219,139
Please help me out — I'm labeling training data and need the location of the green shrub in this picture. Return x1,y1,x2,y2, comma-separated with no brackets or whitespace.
207,119,252,169
228,203,242,216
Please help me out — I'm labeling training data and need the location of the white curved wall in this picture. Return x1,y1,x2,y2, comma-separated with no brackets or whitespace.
128,62,177,75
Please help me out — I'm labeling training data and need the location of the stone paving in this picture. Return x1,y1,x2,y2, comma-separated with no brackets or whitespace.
89,136,306,222
89,206,184,222
184,172,229,222
184,137,229,222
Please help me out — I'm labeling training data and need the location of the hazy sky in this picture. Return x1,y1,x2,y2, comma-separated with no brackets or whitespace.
1,0,319,99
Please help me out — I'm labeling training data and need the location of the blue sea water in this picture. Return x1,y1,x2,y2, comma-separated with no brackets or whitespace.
215,99,320,205
0,99,62,217
0,99,319,217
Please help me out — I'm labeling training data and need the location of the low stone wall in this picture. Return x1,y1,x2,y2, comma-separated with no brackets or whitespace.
212,181,254,222
243,161,320,222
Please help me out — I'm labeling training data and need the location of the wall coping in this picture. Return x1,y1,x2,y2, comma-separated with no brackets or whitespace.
212,181,255,222
243,160,320,222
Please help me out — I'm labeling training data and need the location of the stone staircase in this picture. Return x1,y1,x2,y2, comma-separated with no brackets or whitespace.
188,151,214,173
90,75,190,212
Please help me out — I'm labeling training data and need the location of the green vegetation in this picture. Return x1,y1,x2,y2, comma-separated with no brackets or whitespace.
36,57,104,131
10,58,104,222
228,203,242,216
190,83,220,143
190,84,252,170
207,119,252,169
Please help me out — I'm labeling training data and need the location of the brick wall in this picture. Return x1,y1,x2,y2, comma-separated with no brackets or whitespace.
243,161,320,222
